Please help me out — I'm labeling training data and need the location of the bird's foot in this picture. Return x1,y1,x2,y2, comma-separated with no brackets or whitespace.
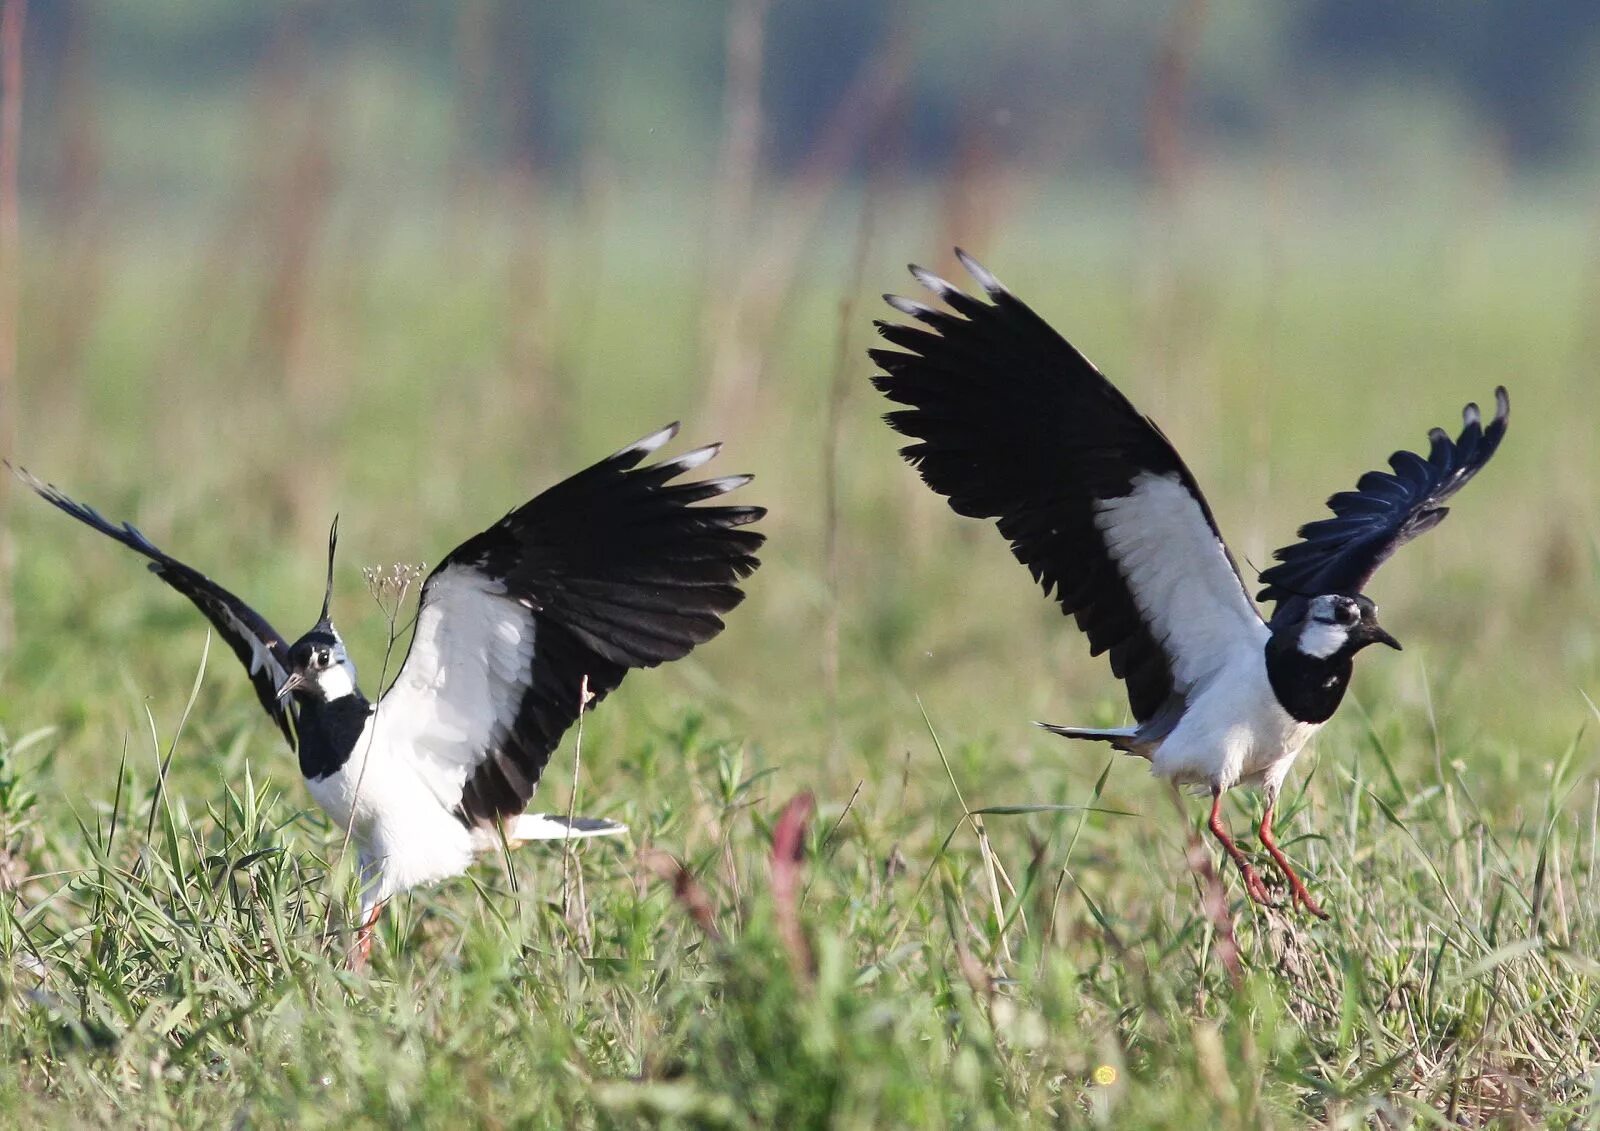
1206,792,1282,911
1258,844,1331,920
1282,874,1330,920
1256,806,1331,921
1238,862,1279,909
1259,853,1330,919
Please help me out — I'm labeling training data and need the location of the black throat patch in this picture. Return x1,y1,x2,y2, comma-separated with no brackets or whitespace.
1264,635,1355,724
294,695,373,780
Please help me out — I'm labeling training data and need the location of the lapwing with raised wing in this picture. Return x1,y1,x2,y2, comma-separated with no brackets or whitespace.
13,424,764,961
871,250,1507,918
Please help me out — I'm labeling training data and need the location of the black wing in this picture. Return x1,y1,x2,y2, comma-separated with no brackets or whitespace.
375,424,765,827
870,251,1265,724
10,466,298,743
1255,388,1509,626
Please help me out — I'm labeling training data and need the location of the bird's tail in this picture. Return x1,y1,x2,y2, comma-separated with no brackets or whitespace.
504,813,629,844
1034,721,1149,757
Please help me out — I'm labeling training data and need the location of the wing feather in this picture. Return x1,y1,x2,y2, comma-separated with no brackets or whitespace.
375,427,764,827
1255,388,1509,625
870,250,1265,723
10,465,297,742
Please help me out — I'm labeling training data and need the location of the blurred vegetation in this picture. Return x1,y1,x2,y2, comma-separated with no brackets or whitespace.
18,0,1600,199
1,1,1599,1126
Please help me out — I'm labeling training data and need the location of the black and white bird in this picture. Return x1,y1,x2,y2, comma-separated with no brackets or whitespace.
871,250,1508,917
13,424,763,959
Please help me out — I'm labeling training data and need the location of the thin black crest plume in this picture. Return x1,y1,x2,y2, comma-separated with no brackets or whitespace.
1248,561,1317,605
319,514,339,624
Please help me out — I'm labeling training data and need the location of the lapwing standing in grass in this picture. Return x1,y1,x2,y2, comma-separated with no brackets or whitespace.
13,424,764,962
871,251,1508,917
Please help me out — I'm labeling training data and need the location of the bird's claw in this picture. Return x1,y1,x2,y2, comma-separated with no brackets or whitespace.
1240,864,1278,908
1243,863,1335,918
1286,880,1331,920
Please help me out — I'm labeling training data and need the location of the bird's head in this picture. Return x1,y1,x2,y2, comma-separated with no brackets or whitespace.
1293,594,1402,660
277,515,361,704
281,623,359,703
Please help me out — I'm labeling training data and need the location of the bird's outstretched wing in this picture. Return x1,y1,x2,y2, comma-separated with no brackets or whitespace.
372,425,764,827
871,250,1266,725
10,466,298,742
1255,388,1509,626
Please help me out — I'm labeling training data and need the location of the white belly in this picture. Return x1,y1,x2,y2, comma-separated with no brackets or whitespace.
1147,649,1320,796
304,726,478,905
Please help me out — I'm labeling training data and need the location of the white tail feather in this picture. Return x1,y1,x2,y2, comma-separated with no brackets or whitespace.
505,813,629,842
1034,721,1149,757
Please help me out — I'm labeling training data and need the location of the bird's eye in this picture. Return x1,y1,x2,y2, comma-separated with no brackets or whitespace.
1335,603,1359,627
314,649,331,668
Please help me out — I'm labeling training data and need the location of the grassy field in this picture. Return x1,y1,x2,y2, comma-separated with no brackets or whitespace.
2,177,1599,1127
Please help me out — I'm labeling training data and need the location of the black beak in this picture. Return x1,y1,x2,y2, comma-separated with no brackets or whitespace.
1366,623,1402,651
277,672,306,699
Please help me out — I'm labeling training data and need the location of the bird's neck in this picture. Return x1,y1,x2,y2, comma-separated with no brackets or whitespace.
295,692,372,781
1264,634,1354,725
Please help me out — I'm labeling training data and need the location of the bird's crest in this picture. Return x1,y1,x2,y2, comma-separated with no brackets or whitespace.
318,514,339,626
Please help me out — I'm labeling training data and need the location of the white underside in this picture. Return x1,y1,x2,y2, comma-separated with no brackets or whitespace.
1143,648,1320,794
306,754,479,913
307,757,628,916
1087,470,1316,794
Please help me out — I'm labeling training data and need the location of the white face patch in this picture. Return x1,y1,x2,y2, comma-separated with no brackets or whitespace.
1297,619,1350,660
312,656,360,701
1298,595,1354,659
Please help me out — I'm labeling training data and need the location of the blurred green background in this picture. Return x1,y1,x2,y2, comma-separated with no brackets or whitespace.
6,0,1597,785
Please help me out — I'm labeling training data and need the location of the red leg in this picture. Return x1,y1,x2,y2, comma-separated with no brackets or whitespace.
350,899,386,971
1257,804,1330,920
1208,790,1275,907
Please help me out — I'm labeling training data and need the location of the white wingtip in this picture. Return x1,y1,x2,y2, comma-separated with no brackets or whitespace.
955,248,1004,295
615,422,681,461
696,473,752,495
662,443,721,474
506,813,629,843
908,264,959,298
8,463,46,494
884,293,938,319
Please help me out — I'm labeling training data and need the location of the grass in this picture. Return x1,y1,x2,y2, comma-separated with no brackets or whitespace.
2,175,1599,1127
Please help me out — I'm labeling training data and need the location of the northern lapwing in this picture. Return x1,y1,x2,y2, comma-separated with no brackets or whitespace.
871,251,1508,917
13,424,764,961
